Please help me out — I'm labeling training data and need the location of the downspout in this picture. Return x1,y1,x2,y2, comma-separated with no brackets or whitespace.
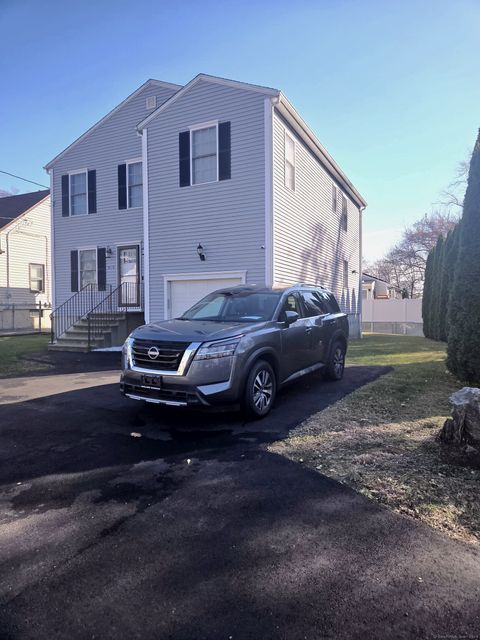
359,206,365,339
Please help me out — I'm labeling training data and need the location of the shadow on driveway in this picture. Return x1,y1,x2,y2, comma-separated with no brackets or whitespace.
2,363,480,639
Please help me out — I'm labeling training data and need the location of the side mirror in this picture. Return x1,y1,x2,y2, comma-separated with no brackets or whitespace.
284,310,299,326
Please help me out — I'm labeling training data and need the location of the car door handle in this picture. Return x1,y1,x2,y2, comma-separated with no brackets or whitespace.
305,327,313,334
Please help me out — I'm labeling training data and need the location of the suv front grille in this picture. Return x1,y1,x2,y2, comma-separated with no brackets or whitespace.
132,339,189,372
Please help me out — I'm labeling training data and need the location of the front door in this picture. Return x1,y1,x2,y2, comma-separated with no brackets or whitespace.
118,245,140,307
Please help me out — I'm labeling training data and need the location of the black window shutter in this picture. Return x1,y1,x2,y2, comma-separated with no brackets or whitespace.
97,247,107,291
118,164,127,209
62,175,69,217
88,170,97,214
70,250,78,292
179,131,190,187
218,121,231,181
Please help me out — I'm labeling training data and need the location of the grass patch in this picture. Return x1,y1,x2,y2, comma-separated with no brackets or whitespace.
0,334,51,377
270,334,480,544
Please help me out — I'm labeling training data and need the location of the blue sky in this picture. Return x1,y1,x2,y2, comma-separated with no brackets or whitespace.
1,0,479,260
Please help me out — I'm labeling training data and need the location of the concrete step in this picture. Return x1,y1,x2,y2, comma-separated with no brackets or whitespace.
48,342,90,352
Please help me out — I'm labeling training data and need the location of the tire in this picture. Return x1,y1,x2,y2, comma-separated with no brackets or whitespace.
243,360,277,418
325,340,346,381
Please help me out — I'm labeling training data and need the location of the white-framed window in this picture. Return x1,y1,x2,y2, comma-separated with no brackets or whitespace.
341,193,348,231
79,249,97,288
284,130,296,191
70,171,87,216
190,123,218,185
343,259,349,290
29,263,45,293
127,161,143,208
332,184,337,211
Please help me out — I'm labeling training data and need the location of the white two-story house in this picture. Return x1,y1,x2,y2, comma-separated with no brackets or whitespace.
45,74,366,350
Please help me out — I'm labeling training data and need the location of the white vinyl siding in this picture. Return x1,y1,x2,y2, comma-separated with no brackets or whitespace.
146,79,266,321
70,171,87,216
0,196,51,306
127,161,143,208
50,82,177,309
272,111,361,326
191,125,218,185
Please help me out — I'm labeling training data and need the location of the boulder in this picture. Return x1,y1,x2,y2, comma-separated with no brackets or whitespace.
440,387,480,444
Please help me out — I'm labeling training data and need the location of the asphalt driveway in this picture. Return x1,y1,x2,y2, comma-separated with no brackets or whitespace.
1,361,480,639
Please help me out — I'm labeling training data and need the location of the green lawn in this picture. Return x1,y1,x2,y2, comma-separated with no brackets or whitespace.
0,334,50,378
271,334,480,545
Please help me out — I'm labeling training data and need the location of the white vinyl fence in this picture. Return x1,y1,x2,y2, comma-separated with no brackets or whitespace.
362,298,423,336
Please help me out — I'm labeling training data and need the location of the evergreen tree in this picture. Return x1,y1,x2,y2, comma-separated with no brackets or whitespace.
447,130,480,383
432,235,444,340
422,247,434,338
445,222,461,339
438,230,452,341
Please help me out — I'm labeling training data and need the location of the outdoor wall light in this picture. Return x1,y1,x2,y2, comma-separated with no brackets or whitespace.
105,246,113,258
197,243,206,261
351,269,358,274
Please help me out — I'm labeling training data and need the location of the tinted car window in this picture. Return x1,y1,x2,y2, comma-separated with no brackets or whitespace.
181,291,282,322
321,291,340,313
300,290,329,317
279,293,302,320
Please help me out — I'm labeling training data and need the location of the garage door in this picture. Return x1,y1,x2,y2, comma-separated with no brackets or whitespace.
168,276,244,319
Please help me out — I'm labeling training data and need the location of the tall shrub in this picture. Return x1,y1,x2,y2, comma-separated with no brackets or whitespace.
447,130,480,383
444,223,461,339
422,248,434,338
432,234,444,340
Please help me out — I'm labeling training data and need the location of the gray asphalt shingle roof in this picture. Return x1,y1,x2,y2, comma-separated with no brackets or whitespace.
0,190,50,231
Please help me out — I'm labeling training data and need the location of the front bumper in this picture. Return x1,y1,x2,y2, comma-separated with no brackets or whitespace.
120,355,243,408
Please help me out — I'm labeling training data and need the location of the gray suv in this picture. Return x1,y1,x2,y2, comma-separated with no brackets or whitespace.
120,284,349,418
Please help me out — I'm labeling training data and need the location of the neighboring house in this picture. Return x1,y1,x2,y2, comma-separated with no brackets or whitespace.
0,190,51,332
45,74,367,350
362,273,401,300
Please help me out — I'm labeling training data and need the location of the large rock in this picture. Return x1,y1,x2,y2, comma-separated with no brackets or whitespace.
440,387,480,444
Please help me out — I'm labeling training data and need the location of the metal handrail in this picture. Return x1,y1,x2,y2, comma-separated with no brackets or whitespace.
86,282,142,350
50,283,113,342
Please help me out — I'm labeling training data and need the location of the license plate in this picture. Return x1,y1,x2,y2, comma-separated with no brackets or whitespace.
142,375,162,388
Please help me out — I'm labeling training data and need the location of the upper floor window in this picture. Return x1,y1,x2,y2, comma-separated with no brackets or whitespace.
284,131,296,191
191,125,218,185
70,171,87,215
332,184,337,211
341,194,348,231
29,263,45,293
127,161,143,208
61,170,96,217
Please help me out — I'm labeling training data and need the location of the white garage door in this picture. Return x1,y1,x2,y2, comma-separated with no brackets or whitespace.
168,276,244,319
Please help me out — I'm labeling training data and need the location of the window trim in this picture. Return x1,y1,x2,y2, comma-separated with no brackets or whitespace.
29,263,45,293
189,120,219,186
125,158,143,209
332,183,337,212
78,247,98,289
343,259,349,290
68,168,88,216
284,129,296,192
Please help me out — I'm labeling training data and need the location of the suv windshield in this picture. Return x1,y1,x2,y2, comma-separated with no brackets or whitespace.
180,291,282,322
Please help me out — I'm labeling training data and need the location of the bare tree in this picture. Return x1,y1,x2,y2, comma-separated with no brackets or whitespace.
367,210,458,297
437,155,470,213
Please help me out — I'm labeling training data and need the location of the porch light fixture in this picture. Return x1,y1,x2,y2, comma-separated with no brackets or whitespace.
105,246,113,258
197,243,206,261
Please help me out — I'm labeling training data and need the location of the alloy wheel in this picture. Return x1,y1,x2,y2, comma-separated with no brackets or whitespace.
253,369,273,412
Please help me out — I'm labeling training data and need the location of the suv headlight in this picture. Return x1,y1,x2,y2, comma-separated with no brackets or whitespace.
195,336,242,361
122,335,134,369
